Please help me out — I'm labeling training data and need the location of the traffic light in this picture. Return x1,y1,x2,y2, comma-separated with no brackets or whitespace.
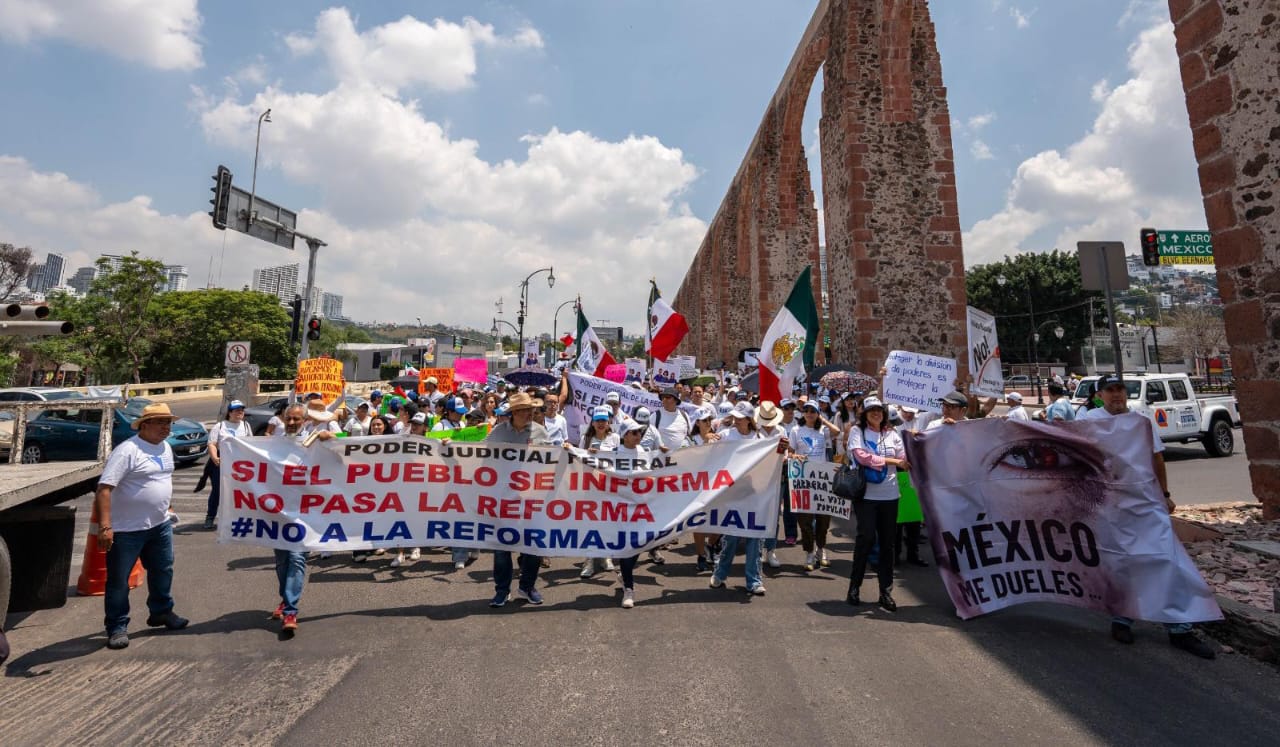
209,165,233,230
1140,227,1159,266
307,317,322,341
288,296,303,346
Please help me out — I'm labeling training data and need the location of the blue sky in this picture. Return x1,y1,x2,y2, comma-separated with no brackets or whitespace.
0,0,1204,333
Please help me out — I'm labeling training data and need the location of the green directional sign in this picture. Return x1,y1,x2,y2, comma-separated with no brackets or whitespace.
1156,230,1213,265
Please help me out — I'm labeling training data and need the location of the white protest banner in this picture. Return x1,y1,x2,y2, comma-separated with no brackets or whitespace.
786,458,850,520
967,307,1004,398
566,372,698,446
882,350,957,415
218,437,781,556
677,355,698,380
653,359,680,385
625,358,647,383
903,414,1222,623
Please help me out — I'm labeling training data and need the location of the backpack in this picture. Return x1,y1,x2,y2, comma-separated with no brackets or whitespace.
653,408,692,447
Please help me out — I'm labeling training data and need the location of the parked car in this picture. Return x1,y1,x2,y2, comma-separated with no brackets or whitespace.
0,388,89,461
1003,375,1032,389
244,394,366,435
15,396,209,465
1071,372,1241,457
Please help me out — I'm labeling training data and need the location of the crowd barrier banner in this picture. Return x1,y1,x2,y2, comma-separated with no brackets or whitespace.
218,436,782,556
786,458,850,520
565,372,699,446
904,414,1222,623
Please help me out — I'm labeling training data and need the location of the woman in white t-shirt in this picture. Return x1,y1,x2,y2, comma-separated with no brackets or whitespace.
576,407,619,578
846,397,909,611
204,400,252,530
789,401,842,571
707,403,767,595
601,422,654,608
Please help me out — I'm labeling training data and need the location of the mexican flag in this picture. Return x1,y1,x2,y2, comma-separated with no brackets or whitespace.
575,305,617,377
758,266,819,404
645,283,689,362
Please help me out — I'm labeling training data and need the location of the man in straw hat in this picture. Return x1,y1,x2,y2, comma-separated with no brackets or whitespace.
484,391,550,608
95,402,190,650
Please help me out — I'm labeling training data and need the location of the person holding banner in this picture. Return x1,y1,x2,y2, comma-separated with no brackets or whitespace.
754,402,789,569
542,393,568,445
203,400,252,530
577,407,621,578
602,421,657,608
789,401,841,571
709,403,767,596
268,404,312,632
846,397,910,611
485,392,550,608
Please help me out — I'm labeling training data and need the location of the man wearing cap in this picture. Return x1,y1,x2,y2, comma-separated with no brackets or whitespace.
204,399,252,530
1004,392,1031,422
421,376,444,406
95,403,190,649
485,392,550,607
1081,374,1215,659
654,387,692,452
602,390,633,435
431,399,466,434
926,390,971,430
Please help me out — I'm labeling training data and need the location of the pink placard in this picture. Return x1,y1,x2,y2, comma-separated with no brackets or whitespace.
604,364,627,383
453,358,488,384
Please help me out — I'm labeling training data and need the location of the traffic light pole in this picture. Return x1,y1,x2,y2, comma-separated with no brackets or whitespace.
296,236,324,363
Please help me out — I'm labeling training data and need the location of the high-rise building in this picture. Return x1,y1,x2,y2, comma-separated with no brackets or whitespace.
43,253,65,290
307,284,323,316
26,263,45,292
95,254,126,278
68,267,96,294
250,263,300,304
321,292,344,319
163,265,189,292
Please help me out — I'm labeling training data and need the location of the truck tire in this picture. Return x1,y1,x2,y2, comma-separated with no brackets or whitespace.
1203,417,1234,458
0,535,11,620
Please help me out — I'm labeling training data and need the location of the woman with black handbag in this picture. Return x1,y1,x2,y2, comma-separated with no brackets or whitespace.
846,397,909,610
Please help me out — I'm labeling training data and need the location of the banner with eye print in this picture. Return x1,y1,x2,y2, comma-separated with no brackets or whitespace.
903,414,1221,623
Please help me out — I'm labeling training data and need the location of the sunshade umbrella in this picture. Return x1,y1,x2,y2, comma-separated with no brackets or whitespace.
820,370,877,393
503,367,559,388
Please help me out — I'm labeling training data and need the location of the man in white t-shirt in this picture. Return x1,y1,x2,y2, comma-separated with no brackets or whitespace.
95,403,189,650
541,393,569,446
1004,392,1031,422
654,387,691,452
1079,374,1215,659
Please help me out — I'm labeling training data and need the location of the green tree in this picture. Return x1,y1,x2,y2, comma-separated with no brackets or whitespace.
306,321,372,363
146,289,297,380
965,250,1102,367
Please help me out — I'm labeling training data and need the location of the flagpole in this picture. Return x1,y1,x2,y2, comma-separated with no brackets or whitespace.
646,279,656,377
574,295,582,360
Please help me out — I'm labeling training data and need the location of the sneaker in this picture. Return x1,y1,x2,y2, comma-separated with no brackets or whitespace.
373,548,387,556
468,550,479,560
319,552,332,559
516,587,544,605
1169,632,1216,659
696,555,708,573
281,613,298,631
489,591,509,608
352,552,368,563
603,558,616,572
766,551,780,568
803,552,816,571
454,560,466,570
145,611,189,630
709,576,725,589
819,548,831,567
106,630,129,649
390,554,403,568
408,548,421,561
784,537,797,546
621,589,635,609
648,549,665,565
203,517,215,530
748,583,766,596
580,559,595,578
1111,622,1135,644
271,603,285,620
540,557,551,568
878,591,897,612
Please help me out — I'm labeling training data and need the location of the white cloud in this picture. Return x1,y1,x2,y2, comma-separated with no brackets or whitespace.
1010,7,1032,29
970,140,995,160
284,8,542,94
967,112,997,130
963,20,1204,266
0,0,202,70
1091,79,1111,102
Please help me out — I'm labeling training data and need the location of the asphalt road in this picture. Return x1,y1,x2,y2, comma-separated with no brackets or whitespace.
2,462,1278,745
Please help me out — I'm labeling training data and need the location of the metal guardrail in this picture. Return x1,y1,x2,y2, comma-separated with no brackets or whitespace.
1,398,120,465
50,378,383,399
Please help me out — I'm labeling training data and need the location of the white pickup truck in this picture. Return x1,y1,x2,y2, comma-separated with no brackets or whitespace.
1071,373,1241,457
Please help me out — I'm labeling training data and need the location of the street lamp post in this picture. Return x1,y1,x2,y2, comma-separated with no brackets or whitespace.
1031,319,1066,404
491,317,519,348
551,297,579,366
997,272,1044,402
247,108,272,227
517,267,555,358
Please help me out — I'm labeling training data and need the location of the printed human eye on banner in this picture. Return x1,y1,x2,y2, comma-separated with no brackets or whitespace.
903,414,1221,623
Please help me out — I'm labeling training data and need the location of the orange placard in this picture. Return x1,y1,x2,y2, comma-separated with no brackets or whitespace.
296,358,346,405
418,367,454,395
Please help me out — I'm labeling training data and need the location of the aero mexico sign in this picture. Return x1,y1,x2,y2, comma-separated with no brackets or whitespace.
1157,230,1214,265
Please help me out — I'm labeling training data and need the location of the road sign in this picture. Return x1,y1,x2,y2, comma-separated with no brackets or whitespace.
1156,230,1213,265
225,341,251,367
227,186,297,250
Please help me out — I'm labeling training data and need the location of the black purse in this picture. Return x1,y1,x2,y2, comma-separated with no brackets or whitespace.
831,461,867,502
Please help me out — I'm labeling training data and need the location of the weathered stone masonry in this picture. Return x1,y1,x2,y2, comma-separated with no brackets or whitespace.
674,0,967,374
1169,0,1280,519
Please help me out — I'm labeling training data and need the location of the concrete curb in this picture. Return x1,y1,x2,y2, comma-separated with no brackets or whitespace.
1204,596,1280,664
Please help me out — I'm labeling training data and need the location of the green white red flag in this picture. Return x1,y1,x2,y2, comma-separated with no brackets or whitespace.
575,305,617,377
758,266,819,404
645,283,689,362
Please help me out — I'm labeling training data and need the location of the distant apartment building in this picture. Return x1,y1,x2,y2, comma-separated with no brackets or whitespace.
67,266,96,294
95,254,126,277
251,263,300,304
321,292,344,319
164,265,189,292
25,252,66,293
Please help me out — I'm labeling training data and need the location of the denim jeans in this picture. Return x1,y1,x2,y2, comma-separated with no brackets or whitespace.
712,535,762,589
1112,616,1192,635
451,547,470,565
780,472,798,540
274,550,307,616
205,460,222,520
103,523,175,634
493,551,541,593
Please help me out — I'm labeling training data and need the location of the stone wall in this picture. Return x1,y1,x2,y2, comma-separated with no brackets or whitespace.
1169,0,1280,520
674,0,967,374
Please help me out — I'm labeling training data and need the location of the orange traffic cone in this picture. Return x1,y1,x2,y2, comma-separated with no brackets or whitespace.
76,503,143,596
